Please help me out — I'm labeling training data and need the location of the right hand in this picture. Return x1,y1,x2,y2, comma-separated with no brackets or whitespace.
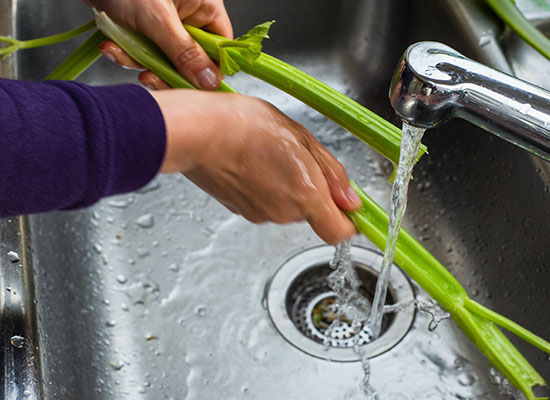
84,0,233,90
150,89,362,244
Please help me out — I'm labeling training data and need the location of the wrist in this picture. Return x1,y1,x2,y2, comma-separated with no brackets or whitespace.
150,89,212,174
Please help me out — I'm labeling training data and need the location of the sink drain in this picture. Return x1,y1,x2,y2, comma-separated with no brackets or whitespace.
264,245,415,362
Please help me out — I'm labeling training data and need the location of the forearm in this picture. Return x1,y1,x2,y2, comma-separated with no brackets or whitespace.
0,78,166,217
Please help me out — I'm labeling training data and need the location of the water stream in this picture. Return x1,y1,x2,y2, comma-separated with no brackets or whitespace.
328,240,378,399
328,122,426,398
367,123,426,339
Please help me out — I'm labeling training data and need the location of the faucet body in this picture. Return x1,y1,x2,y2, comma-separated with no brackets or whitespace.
389,42,550,161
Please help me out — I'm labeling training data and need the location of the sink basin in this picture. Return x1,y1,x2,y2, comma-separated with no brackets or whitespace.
2,0,549,398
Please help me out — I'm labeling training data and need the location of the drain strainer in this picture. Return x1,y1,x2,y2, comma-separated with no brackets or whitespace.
264,245,415,362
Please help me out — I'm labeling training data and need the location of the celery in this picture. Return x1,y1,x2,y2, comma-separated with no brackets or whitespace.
484,0,550,60
0,19,96,58
45,30,105,81
93,11,236,92
347,180,549,400
184,23,422,165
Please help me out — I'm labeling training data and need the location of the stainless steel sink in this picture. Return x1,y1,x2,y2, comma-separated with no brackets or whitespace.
2,0,550,399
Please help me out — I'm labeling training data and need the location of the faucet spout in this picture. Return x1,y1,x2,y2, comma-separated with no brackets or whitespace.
389,41,550,161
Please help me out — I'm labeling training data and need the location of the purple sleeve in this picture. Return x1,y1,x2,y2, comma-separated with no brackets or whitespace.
0,78,166,217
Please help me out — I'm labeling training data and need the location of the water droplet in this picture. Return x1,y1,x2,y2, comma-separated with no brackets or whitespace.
7,251,19,263
108,199,131,208
137,180,161,194
106,320,116,327
424,66,436,76
457,372,476,386
519,103,532,114
117,275,127,284
110,360,125,370
93,243,103,253
137,247,150,258
10,335,24,348
194,306,207,317
136,214,154,228
168,263,179,272
478,35,491,47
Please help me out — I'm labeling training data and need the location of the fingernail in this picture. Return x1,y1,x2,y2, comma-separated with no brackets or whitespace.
197,67,219,90
346,186,362,208
102,51,116,63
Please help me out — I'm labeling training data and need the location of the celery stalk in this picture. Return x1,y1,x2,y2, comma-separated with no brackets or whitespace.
0,19,96,58
484,0,550,60
184,24,423,165
94,11,235,93
347,180,548,400
45,30,105,81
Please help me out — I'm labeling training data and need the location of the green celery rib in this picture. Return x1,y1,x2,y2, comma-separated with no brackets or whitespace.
464,298,550,354
484,0,550,60
185,24,424,166
455,309,546,400
347,180,547,399
45,30,105,81
0,19,96,58
94,11,235,93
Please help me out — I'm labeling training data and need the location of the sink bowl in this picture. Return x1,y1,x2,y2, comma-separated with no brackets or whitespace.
2,0,549,398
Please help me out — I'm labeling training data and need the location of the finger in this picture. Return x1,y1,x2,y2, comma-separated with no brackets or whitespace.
184,2,234,39
137,9,221,90
296,126,362,211
306,197,357,245
139,71,171,90
312,146,362,211
98,41,145,71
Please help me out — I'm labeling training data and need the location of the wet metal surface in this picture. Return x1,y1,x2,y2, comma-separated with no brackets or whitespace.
2,0,550,398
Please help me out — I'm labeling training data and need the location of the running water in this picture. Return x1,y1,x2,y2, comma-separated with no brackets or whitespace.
328,240,378,399
328,240,370,323
367,123,426,339
327,123,425,398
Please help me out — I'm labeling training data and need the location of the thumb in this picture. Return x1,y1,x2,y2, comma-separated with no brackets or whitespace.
138,10,221,90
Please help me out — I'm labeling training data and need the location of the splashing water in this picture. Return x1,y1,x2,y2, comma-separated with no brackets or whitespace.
328,241,378,398
489,368,524,399
326,123,424,397
328,240,370,323
415,298,451,332
367,123,426,339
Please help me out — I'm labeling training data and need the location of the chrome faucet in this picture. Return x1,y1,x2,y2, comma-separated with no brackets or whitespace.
389,41,550,161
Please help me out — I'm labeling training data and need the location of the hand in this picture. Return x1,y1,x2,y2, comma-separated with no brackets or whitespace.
150,89,362,244
83,0,232,90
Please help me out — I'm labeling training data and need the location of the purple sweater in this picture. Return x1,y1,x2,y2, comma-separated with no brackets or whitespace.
0,78,166,217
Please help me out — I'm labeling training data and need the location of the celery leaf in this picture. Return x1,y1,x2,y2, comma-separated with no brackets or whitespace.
217,20,275,76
